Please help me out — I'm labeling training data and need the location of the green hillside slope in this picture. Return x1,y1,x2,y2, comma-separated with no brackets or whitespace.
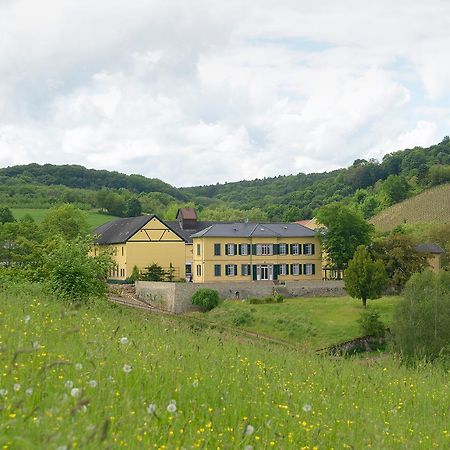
370,183,450,231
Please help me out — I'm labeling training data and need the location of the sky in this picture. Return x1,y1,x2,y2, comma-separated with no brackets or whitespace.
0,0,450,187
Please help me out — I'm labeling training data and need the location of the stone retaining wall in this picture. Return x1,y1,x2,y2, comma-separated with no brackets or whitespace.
136,280,346,314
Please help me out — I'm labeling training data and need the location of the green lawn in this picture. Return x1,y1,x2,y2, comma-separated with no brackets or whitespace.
194,296,397,349
0,283,448,449
11,208,118,230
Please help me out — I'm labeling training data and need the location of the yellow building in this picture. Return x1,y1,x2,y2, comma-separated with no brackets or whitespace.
191,222,322,282
414,243,445,272
93,215,187,281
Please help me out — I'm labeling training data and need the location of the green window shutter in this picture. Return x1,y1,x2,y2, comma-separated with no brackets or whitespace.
214,243,221,256
234,244,238,255
225,245,229,255
241,264,245,276
299,244,302,255
273,264,279,280
290,244,294,255
238,244,242,255
247,244,251,255
252,265,257,280
302,244,306,254
286,264,289,275
303,264,307,275
312,264,316,275
251,244,257,255
247,264,251,275
234,264,238,275
290,264,294,274
273,244,279,255
311,243,315,255
214,265,221,276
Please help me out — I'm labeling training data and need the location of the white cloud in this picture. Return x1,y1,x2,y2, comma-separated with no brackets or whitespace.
0,0,449,186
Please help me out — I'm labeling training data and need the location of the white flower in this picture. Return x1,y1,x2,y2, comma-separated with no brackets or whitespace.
65,380,74,389
70,388,80,398
13,383,21,392
88,380,97,388
120,337,129,345
245,446,254,450
24,315,31,324
0,389,7,396
75,363,83,370
25,388,33,396
302,403,312,412
245,424,254,435
192,380,199,388
167,403,177,413
147,403,157,414
32,341,40,350
123,364,132,373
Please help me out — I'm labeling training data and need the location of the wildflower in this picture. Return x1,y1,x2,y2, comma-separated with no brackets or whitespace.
13,383,21,392
32,341,40,349
167,403,177,413
70,388,81,398
147,403,157,414
26,388,33,396
302,404,312,412
245,425,255,436
75,363,83,370
123,364,132,373
0,389,7,396
65,380,74,389
24,315,31,324
120,337,129,345
88,380,97,388
192,380,199,388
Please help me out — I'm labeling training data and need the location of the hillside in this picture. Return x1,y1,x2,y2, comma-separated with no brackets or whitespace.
370,183,450,231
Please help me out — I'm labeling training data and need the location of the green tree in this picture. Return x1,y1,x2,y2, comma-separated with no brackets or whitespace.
140,263,166,281
191,288,220,312
0,206,15,224
392,270,450,365
316,203,374,270
371,234,429,293
41,204,89,240
345,245,388,307
382,175,410,205
44,236,113,302
126,197,142,217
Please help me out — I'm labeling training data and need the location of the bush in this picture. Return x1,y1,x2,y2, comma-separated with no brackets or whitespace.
248,295,283,304
140,263,166,281
274,294,284,303
191,288,220,312
44,237,113,302
357,310,385,337
391,270,450,365
126,265,140,283
232,311,253,326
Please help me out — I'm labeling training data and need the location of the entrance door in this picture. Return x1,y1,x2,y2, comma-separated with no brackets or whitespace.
260,265,269,280
258,265,273,281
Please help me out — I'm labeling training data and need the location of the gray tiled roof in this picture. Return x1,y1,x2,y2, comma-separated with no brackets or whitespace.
93,215,155,244
166,220,217,243
190,222,316,238
414,243,445,254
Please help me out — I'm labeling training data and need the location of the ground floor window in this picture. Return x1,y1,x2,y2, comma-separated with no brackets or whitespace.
291,264,301,276
185,264,192,275
241,264,250,276
196,265,202,277
279,264,288,275
214,264,221,276
304,263,315,275
226,264,237,276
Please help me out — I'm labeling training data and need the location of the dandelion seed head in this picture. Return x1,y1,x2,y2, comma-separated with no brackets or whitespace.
65,380,74,389
245,446,254,450
192,380,199,388
88,380,97,388
245,424,255,435
120,337,129,345
147,403,157,414
24,315,31,324
13,383,21,392
167,403,177,413
25,388,33,396
302,403,312,412
32,341,40,349
70,388,80,398
0,389,7,397
75,363,83,370
123,364,132,373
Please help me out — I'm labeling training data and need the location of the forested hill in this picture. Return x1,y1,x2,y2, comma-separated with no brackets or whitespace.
0,163,185,201
1,138,449,221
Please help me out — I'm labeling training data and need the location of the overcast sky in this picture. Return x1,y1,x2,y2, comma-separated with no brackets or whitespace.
1,1,449,186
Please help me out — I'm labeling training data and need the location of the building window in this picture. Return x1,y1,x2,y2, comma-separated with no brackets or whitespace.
214,243,221,256
196,265,202,277
120,268,125,277
226,243,235,256
185,264,192,275
226,264,237,276
291,244,300,255
279,244,287,255
239,244,248,256
303,243,314,255
121,246,124,256
279,264,287,276
241,264,250,276
256,244,273,255
196,244,201,256
291,264,301,276
304,264,315,275
214,264,221,276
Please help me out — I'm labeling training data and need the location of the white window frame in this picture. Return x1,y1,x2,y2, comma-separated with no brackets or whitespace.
304,243,313,255
240,244,248,256
292,264,300,275
279,243,287,255
291,244,300,255
257,244,273,255
279,264,287,275
304,263,313,275
226,264,236,276
226,243,235,256
196,265,202,277
196,244,201,256
241,264,250,276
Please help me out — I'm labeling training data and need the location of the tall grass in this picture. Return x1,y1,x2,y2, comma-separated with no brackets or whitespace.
0,283,448,449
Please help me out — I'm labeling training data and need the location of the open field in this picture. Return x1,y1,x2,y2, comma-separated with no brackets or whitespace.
0,283,448,449
11,208,118,230
192,296,397,349
370,183,450,231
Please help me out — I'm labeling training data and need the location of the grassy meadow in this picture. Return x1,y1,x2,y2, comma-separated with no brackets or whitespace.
193,296,397,349
0,284,448,449
11,208,118,230
370,183,450,231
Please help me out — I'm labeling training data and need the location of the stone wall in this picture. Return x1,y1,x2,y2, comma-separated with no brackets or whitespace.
136,280,346,314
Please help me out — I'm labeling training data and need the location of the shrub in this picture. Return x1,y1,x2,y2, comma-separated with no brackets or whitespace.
248,297,265,304
391,270,450,365
140,263,166,281
248,295,283,304
232,311,253,326
357,310,385,337
126,265,140,283
191,288,220,312
274,294,284,303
